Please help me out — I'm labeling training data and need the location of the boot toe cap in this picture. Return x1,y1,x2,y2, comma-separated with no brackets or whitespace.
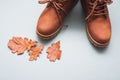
87,18,111,46
36,23,58,39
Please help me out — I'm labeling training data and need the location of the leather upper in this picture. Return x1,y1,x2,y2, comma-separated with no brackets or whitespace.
37,0,78,38
81,0,112,45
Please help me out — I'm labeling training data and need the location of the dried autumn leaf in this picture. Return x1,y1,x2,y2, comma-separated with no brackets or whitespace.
24,38,38,51
46,41,62,62
29,45,44,61
8,37,37,54
8,39,20,53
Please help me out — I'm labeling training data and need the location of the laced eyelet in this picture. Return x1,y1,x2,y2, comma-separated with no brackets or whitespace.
86,0,113,20
39,0,67,24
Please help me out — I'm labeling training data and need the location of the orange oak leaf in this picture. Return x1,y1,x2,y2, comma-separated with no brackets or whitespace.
46,41,62,62
8,37,37,54
23,38,38,51
29,45,44,61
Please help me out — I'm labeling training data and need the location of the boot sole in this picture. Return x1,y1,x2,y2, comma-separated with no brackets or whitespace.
86,26,109,47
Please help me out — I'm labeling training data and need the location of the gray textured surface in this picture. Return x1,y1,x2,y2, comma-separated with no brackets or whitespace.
0,0,120,80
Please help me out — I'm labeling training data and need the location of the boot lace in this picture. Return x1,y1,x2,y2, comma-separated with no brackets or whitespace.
86,0,113,20
38,0,67,23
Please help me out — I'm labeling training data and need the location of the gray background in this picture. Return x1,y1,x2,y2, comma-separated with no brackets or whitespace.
0,0,120,80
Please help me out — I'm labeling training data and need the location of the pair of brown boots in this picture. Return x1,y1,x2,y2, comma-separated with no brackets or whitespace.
36,0,113,47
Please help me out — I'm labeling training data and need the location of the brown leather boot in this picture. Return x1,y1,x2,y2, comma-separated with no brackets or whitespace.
36,0,78,39
80,0,113,47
